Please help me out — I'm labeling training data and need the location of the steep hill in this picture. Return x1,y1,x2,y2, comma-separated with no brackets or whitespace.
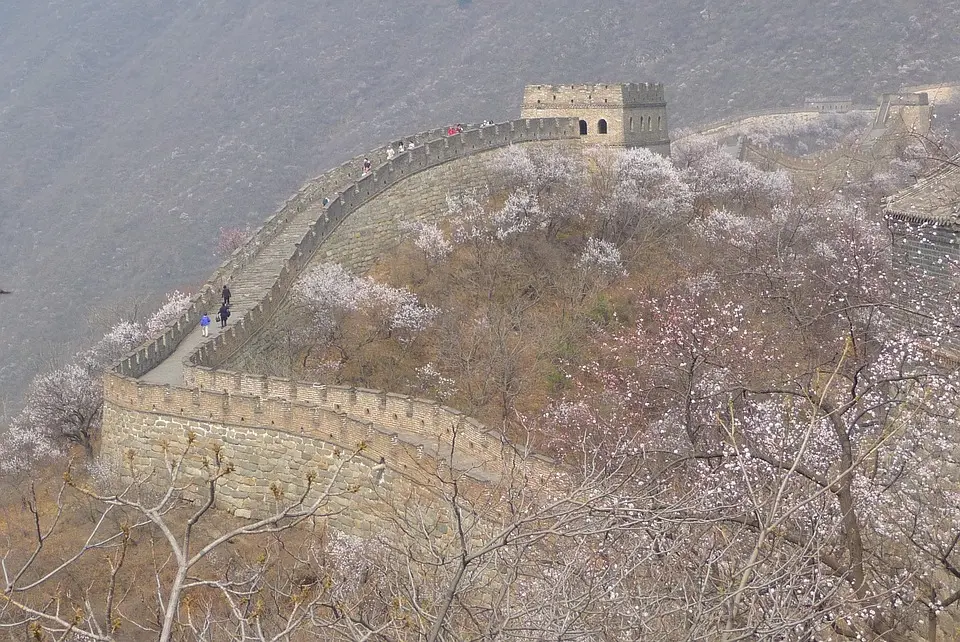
1,0,959,409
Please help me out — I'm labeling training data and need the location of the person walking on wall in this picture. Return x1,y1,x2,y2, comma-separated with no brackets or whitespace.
200,312,211,337
218,303,230,329
362,157,372,175
222,284,231,306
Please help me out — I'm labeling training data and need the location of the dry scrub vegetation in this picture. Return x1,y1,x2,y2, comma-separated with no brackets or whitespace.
7,130,960,640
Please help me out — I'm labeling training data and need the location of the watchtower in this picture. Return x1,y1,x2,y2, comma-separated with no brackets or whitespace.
520,83,670,155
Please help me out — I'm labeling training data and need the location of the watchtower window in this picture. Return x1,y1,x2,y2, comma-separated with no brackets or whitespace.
579,120,588,135
646,116,652,131
598,119,608,134
629,117,634,132
657,115,662,131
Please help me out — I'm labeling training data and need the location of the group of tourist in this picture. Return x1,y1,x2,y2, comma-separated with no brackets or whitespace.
199,285,232,337
372,140,419,170
358,120,494,178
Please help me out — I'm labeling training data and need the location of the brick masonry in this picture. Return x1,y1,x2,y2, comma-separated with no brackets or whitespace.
102,115,584,532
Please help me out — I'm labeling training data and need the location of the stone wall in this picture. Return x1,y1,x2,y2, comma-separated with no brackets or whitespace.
102,371,552,534
181,120,578,373
102,117,575,531
521,83,669,152
185,366,556,476
886,218,960,355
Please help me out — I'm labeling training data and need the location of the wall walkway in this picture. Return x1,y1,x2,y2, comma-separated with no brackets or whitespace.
103,118,577,527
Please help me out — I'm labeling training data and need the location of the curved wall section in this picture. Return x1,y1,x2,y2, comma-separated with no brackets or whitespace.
101,117,576,526
183,118,579,372
113,123,488,380
102,371,552,531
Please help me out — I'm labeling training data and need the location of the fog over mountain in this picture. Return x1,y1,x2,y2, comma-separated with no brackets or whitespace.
1,0,958,410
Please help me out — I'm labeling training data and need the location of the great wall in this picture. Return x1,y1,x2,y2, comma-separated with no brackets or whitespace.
101,81,954,535
102,113,590,534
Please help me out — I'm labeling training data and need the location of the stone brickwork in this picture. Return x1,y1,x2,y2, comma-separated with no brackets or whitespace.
521,83,670,153
102,110,582,530
185,367,556,475
102,371,552,536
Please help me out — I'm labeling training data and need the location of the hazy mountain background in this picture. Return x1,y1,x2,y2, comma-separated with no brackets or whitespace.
1,0,959,411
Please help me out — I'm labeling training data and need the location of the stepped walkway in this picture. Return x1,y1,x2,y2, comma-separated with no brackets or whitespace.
139,135,455,387
141,198,328,386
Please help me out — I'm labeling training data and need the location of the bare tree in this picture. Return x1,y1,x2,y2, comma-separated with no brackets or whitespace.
0,435,368,641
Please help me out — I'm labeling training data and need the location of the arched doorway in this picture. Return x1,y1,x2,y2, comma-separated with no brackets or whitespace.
598,119,608,134
579,120,588,135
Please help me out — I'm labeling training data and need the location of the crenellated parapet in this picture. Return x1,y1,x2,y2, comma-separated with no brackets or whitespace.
102,115,580,528
102,371,556,533
521,82,670,153
114,118,580,379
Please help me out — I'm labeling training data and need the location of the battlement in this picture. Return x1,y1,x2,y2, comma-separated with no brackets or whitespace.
101,372,556,532
520,82,670,152
522,83,665,109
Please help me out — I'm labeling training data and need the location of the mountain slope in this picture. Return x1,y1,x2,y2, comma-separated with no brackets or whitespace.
1,0,958,409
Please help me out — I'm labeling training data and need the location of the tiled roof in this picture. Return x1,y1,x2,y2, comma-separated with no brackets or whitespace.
884,157,960,225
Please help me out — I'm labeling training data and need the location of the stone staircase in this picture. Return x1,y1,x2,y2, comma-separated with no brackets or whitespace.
141,183,345,385
139,131,452,386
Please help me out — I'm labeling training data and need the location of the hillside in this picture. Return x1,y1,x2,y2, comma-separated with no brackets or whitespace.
2,0,959,409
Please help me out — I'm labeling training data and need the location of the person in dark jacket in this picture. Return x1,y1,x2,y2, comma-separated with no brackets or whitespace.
222,285,231,306
218,304,230,329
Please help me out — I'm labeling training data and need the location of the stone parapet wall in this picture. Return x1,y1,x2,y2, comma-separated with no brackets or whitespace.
112,123,488,380
185,120,578,371
102,371,553,529
522,83,665,109
186,367,555,475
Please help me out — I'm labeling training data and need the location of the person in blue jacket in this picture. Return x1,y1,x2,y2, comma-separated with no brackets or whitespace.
200,313,211,337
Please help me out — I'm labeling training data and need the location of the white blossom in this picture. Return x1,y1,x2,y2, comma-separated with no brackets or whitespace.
146,290,192,336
